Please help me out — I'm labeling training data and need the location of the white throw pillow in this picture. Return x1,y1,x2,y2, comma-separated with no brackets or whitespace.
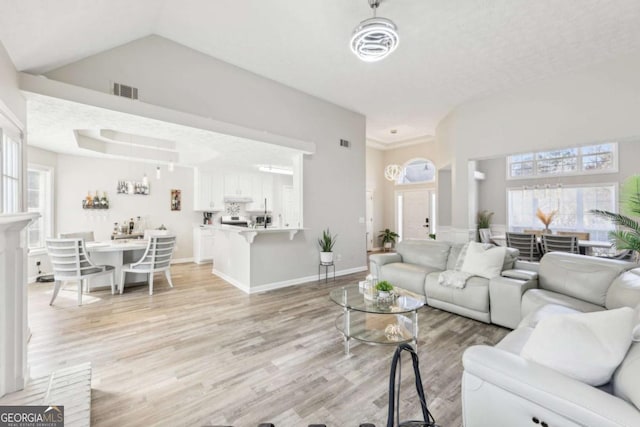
460,242,506,279
521,307,635,386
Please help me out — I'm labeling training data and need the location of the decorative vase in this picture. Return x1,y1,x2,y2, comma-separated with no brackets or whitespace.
543,227,552,234
320,251,333,264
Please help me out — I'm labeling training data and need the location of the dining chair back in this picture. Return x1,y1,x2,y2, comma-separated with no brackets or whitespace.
540,234,579,255
58,231,95,242
120,236,176,295
506,232,541,262
46,238,115,305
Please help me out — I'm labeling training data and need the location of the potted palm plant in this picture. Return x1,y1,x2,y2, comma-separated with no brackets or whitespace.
477,210,494,243
590,175,640,262
318,228,337,263
379,228,399,251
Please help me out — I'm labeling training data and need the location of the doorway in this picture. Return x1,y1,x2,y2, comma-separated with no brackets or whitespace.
396,189,434,241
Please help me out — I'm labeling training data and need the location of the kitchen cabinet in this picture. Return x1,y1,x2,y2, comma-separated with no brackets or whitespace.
246,174,274,211
224,173,252,197
194,169,224,211
193,226,215,263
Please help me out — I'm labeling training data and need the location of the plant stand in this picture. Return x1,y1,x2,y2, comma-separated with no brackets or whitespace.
318,262,335,283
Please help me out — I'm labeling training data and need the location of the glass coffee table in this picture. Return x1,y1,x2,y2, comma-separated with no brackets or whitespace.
329,284,426,355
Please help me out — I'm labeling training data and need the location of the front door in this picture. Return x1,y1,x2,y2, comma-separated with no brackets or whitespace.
366,190,374,251
397,189,431,241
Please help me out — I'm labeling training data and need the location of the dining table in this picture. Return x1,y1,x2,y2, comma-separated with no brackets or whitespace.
86,239,149,290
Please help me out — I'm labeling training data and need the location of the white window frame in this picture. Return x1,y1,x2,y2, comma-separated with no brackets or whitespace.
27,164,54,250
396,158,437,186
1,128,23,213
506,142,618,180
506,182,618,239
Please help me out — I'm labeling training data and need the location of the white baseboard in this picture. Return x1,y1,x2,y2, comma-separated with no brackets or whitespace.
171,257,193,264
213,265,369,294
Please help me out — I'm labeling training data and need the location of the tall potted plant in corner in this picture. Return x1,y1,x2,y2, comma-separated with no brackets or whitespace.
477,210,494,243
590,175,640,262
318,228,337,264
379,228,399,251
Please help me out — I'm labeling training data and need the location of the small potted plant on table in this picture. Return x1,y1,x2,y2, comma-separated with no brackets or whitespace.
477,210,494,243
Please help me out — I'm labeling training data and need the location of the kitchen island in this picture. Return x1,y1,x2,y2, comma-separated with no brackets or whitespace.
209,225,307,293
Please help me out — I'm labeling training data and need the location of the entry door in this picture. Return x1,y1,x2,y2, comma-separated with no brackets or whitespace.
366,191,374,251
398,189,431,240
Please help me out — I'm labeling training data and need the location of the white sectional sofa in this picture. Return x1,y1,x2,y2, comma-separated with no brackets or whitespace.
462,253,640,427
369,240,519,323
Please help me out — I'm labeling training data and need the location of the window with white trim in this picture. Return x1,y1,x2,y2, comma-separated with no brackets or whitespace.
1,130,21,213
396,158,436,184
507,143,617,179
507,184,616,241
27,165,53,249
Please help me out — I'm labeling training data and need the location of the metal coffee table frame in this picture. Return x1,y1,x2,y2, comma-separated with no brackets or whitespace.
329,285,425,355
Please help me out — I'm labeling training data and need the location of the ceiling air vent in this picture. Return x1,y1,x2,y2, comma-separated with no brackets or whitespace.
113,82,138,100
339,139,350,148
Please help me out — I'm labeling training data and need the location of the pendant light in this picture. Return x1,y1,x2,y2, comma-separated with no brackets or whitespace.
156,165,161,180
351,0,399,62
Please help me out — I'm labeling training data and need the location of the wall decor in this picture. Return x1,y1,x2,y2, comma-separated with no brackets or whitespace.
171,189,182,211
117,180,150,195
82,191,109,209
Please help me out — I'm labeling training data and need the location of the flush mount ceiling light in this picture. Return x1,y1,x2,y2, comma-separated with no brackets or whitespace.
351,0,399,62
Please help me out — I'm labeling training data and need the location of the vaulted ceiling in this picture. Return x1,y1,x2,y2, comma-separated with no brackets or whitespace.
2,0,640,146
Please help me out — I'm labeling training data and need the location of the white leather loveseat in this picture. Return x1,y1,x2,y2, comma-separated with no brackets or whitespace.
369,240,519,323
462,253,640,426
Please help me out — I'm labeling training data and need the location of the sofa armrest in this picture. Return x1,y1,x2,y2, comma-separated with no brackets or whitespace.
369,253,402,278
501,269,539,281
463,345,640,427
489,275,538,329
514,260,541,272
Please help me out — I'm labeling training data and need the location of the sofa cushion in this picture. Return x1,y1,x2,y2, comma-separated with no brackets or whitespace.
538,252,633,307
379,263,440,295
425,273,490,313
518,303,583,328
521,307,635,386
606,268,640,310
446,244,464,270
614,341,640,409
396,240,451,270
461,242,506,279
521,289,605,319
496,326,533,354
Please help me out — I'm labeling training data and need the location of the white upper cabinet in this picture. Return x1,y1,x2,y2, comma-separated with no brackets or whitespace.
247,174,274,211
194,169,224,211
224,173,252,197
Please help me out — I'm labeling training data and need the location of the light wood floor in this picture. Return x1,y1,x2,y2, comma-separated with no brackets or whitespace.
18,263,508,427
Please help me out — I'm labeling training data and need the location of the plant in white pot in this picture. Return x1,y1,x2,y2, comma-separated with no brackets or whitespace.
379,229,399,251
318,228,337,264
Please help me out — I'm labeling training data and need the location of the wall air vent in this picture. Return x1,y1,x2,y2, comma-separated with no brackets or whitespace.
113,82,138,100
339,139,350,148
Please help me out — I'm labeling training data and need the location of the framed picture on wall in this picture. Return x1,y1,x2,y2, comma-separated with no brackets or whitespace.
171,189,181,211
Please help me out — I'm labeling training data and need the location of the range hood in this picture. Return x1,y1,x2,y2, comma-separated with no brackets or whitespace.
224,196,254,203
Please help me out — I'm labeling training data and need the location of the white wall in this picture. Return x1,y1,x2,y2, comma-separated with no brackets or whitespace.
365,146,384,248
55,154,196,260
43,35,367,280
436,53,640,235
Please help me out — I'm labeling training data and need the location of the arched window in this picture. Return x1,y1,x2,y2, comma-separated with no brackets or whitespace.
396,158,435,184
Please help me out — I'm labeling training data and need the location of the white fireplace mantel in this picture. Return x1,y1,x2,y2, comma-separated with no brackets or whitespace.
0,212,39,398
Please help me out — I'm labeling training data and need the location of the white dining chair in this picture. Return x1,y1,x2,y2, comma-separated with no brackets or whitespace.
120,236,176,295
46,238,115,306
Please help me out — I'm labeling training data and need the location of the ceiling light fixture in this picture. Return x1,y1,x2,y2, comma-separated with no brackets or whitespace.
258,165,294,176
156,166,161,180
168,161,175,172
384,164,401,181
351,0,399,62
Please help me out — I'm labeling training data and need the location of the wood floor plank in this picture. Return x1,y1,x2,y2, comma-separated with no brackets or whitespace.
11,262,508,426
